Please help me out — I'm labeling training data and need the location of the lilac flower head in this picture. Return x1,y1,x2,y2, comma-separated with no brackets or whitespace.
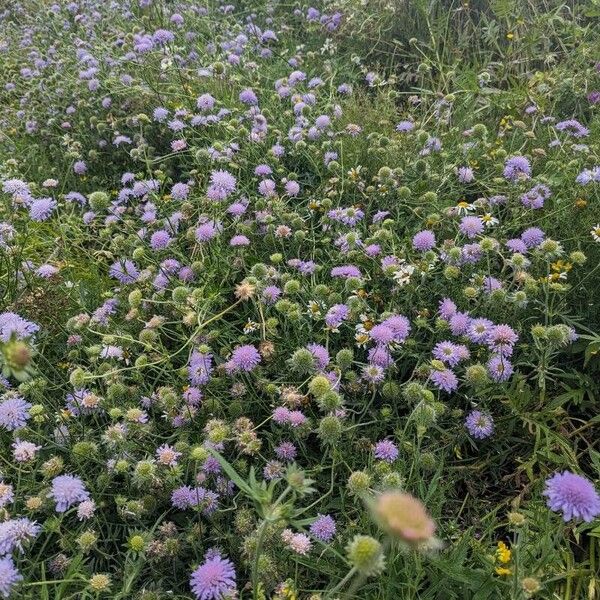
109,259,139,284
0,395,31,431
0,312,39,342
465,410,494,439
459,216,484,239
226,345,261,373
374,440,399,462
430,368,459,393
325,304,349,330
310,514,336,542
543,471,600,522
503,156,531,181
0,517,40,555
412,230,436,251
29,197,56,221
190,553,236,600
0,556,22,598
520,227,545,248
306,343,330,370
49,475,90,512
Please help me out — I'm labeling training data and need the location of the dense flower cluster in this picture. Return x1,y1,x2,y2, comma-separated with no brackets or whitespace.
0,0,599,597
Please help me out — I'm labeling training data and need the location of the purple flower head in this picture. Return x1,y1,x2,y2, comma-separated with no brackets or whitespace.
459,216,484,239
188,350,213,386
171,182,190,200
374,440,399,462
0,312,38,342
396,120,414,132
306,343,330,370
430,368,459,393
190,553,236,600
239,88,258,105
330,265,361,279
325,304,349,330
0,556,22,597
262,285,282,305
432,341,469,367
438,298,457,320
543,471,600,522
465,410,494,439
29,197,56,221
487,355,513,382
487,324,518,355
275,442,297,461
109,259,139,284
555,119,589,138
310,514,336,542
0,517,40,555
226,345,261,373
457,166,474,183
503,156,531,181
150,230,171,250
521,227,545,248
49,475,90,512
449,312,470,336
0,395,31,431
412,230,436,251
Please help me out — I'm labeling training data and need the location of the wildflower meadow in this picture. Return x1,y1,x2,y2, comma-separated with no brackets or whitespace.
1,0,600,598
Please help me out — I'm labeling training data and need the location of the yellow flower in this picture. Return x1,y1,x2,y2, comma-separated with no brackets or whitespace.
496,541,511,563
495,566,512,576
506,32,514,40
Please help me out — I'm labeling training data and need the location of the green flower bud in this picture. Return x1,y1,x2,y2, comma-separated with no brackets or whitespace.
346,535,385,576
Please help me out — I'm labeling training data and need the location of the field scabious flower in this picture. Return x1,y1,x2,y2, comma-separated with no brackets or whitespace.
465,410,494,439
503,156,531,181
412,230,436,251
374,440,399,462
0,394,32,431
226,345,261,373
543,471,600,522
310,514,336,541
190,553,236,600
0,518,40,555
49,475,90,512
0,556,22,598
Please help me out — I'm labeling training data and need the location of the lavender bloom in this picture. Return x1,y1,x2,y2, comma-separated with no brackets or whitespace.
188,350,213,386
487,355,513,382
430,368,459,393
29,197,56,221
330,265,361,278
226,345,261,373
306,343,330,370
457,166,474,183
465,410,494,439
543,471,600,522
325,304,349,330
0,312,39,341
459,216,484,239
171,182,190,200
555,119,589,138
0,518,40,555
109,259,139,284
432,341,469,367
0,395,31,431
262,285,282,304
374,440,399,462
310,514,336,542
412,230,436,251
190,554,236,600
49,475,90,512
275,442,297,461
0,556,22,598
503,156,531,181
521,227,545,248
